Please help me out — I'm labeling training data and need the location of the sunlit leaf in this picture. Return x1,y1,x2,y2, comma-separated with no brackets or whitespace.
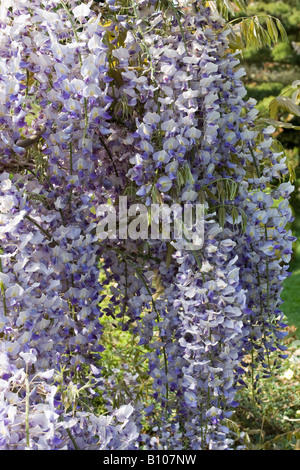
287,161,296,183
292,80,300,89
152,269,165,301
263,118,300,130
226,14,288,51
266,17,278,43
275,18,288,42
234,0,248,13
276,97,300,117
292,88,300,105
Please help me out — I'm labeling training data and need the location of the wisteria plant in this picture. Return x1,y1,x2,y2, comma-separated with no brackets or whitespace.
0,0,296,450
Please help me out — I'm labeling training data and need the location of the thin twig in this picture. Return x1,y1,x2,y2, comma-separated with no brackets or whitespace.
98,136,119,177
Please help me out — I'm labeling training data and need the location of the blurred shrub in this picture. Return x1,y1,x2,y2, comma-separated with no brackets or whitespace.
245,82,284,102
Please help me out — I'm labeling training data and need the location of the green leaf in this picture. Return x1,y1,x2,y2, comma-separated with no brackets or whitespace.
223,0,235,15
266,17,278,43
198,189,206,205
275,18,288,42
292,80,300,89
234,0,247,13
263,118,300,131
248,18,256,46
176,170,185,191
231,206,239,225
229,181,238,200
166,242,175,268
261,26,271,47
182,164,194,184
218,206,226,228
270,138,285,154
117,29,127,47
287,161,296,183
269,100,279,120
241,210,248,233
228,30,245,50
152,269,164,301
240,18,248,45
244,17,261,49
217,180,225,202
108,68,123,87
215,0,235,20
227,14,288,51
205,188,219,202
276,96,300,117
211,0,248,19
292,88,300,105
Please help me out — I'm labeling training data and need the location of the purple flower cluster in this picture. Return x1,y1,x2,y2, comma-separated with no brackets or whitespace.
0,0,294,450
0,350,138,449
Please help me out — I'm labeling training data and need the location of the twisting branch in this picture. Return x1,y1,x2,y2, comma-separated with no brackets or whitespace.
15,128,45,149
0,159,35,172
0,129,45,173
99,135,119,177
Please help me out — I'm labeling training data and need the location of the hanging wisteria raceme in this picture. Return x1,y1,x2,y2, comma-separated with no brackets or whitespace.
0,0,295,450
0,0,139,449
108,2,294,449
